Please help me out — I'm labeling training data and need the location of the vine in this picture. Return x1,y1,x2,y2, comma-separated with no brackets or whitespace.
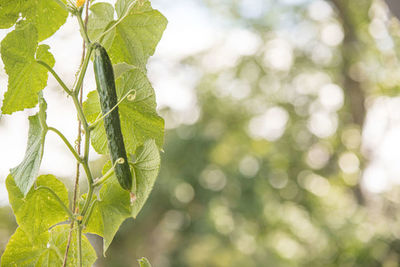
0,0,167,266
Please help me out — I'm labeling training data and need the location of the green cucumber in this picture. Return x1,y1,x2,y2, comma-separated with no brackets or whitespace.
93,43,132,191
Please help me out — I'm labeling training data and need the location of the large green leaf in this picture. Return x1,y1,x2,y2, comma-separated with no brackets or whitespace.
87,0,167,70
83,66,164,155
110,0,167,70
84,140,160,253
6,175,69,238
1,23,55,114
0,0,68,41
10,97,47,195
1,225,96,267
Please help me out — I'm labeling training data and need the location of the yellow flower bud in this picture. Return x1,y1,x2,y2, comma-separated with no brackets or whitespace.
76,0,86,7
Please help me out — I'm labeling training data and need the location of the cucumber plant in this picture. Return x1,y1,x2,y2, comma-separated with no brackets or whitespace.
0,0,167,266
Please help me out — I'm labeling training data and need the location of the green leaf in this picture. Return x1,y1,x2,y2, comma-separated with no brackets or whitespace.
0,0,68,41
138,257,152,267
87,2,116,49
131,139,161,218
0,227,49,267
84,140,160,253
6,175,69,238
10,100,47,195
86,184,130,254
40,225,97,267
87,0,167,70
0,0,25,28
83,66,164,155
110,0,167,70
1,23,55,114
1,225,97,267
84,162,131,254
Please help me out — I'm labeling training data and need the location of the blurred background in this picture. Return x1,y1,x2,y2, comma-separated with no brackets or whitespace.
2,0,400,266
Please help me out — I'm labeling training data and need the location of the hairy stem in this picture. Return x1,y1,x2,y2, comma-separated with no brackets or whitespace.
77,11,91,45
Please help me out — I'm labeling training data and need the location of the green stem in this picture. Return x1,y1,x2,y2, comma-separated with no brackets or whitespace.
93,161,120,187
94,1,136,43
89,89,136,130
76,12,91,45
82,199,97,227
36,60,72,96
48,127,83,163
73,46,93,96
77,226,82,267
81,184,94,217
72,94,89,130
35,186,74,220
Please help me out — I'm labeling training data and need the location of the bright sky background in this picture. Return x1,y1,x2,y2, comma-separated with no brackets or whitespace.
0,0,399,205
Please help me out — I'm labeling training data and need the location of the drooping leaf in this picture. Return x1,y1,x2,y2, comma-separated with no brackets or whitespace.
87,2,116,49
0,0,68,41
84,171,131,254
84,140,160,253
1,23,55,114
83,66,164,155
138,257,152,267
10,103,48,195
131,139,161,217
0,225,96,267
6,175,69,238
87,0,167,70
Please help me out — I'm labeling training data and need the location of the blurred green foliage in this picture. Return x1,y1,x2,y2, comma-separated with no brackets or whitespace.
95,0,400,266
4,0,400,266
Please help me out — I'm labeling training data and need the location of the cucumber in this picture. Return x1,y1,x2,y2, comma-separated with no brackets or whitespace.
93,43,132,191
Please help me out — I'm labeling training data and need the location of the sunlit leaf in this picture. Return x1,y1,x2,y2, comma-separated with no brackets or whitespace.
83,66,164,155
6,175,69,238
84,140,160,253
87,0,167,70
10,97,47,195
0,0,68,41
1,225,96,267
1,23,55,114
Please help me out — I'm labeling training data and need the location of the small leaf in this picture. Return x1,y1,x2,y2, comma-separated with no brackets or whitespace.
0,225,97,267
83,66,164,155
10,100,47,195
6,175,69,238
138,257,152,267
1,23,55,114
